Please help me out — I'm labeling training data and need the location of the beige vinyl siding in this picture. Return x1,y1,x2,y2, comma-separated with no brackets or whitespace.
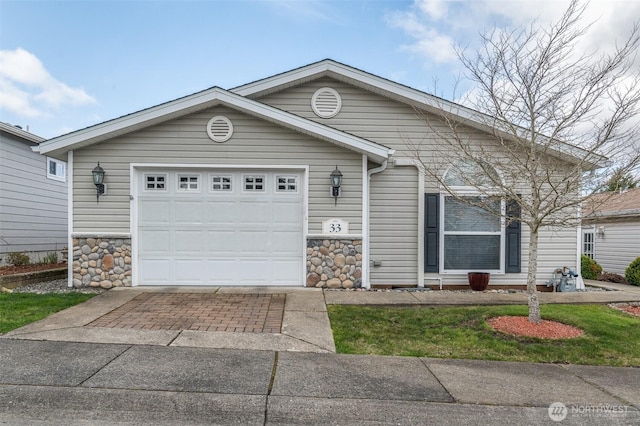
0,134,67,255
432,225,577,286
72,106,362,234
259,78,580,286
369,164,418,284
257,78,427,155
259,79,427,285
592,220,640,275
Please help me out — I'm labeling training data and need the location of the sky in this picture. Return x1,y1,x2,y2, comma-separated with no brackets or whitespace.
1,0,639,139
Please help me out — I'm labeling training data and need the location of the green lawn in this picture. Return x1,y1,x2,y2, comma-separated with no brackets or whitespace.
0,293,95,334
328,304,640,366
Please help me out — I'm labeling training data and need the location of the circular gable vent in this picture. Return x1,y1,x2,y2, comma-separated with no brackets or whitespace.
206,116,233,143
311,87,342,118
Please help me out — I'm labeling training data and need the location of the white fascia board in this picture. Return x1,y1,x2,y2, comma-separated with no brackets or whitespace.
326,64,607,167
37,87,229,155
224,93,390,162
234,60,605,168
232,61,332,97
233,60,485,124
36,85,389,163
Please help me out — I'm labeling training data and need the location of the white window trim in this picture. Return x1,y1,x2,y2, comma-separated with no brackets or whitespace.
243,174,266,193
439,193,506,274
46,157,66,182
582,227,596,259
275,175,299,193
177,174,201,192
143,173,168,191
210,174,233,192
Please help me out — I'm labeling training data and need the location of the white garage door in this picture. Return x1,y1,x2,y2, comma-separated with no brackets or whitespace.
137,169,304,286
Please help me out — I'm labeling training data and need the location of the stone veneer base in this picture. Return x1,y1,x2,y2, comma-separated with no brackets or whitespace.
72,236,132,288
306,238,362,288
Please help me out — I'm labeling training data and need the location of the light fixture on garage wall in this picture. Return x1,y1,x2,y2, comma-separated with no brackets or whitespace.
330,165,343,206
92,162,105,203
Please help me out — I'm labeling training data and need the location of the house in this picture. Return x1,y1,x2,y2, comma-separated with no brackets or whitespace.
0,122,68,265
582,188,640,275
34,60,582,289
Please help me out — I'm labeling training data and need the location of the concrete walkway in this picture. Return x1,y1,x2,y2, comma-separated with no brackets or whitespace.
1,282,639,424
4,286,336,353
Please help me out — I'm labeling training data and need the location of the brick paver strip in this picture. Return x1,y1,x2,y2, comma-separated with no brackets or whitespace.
88,293,286,333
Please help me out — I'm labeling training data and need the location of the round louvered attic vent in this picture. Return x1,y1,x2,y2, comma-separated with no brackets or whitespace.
206,116,233,143
311,87,342,118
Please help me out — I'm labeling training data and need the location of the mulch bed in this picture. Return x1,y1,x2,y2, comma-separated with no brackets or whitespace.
608,302,640,317
0,263,67,276
487,316,585,339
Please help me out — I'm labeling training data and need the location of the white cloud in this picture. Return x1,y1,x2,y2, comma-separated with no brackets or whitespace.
387,0,640,68
416,0,449,20
0,48,96,118
387,9,457,64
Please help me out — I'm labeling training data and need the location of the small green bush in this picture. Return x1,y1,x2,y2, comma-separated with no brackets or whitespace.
7,252,30,266
625,257,640,286
42,252,58,264
581,255,602,280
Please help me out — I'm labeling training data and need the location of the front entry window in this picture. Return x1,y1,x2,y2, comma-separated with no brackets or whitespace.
443,196,502,271
441,161,504,273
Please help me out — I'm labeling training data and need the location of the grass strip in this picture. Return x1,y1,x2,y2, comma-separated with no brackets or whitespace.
0,293,95,334
328,304,640,366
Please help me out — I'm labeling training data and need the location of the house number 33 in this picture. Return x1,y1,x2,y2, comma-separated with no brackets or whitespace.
322,219,349,235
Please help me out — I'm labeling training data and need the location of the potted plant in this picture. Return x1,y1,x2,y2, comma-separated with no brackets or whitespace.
468,272,490,291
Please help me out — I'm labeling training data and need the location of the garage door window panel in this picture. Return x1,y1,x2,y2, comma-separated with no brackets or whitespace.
211,175,233,192
276,176,298,193
244,175,266,192
178,175,200,191
145,174,167,191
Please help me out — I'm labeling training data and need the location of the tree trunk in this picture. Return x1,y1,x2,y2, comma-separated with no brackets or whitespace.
527,229,542,323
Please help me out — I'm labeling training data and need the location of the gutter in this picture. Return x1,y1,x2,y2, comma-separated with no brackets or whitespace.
584,208,640,221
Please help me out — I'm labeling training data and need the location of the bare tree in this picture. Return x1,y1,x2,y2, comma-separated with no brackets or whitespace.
410,0,640,322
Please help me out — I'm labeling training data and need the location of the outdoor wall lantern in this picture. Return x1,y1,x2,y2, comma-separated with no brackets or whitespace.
330,165,343,206
92,162,105,203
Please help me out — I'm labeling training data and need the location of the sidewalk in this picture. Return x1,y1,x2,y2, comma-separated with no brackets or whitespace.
1,283,639,424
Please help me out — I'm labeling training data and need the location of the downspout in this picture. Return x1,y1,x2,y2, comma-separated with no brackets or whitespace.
576,202,585,290
363,157,388,289
67,151,74,288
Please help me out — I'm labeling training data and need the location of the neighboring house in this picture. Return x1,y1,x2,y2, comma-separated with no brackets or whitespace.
0,122,68,265
582,188,640,275
35,60,584,289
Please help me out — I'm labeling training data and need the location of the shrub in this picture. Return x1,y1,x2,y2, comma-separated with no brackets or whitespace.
581,255,602,280
7,252,30,266
597,272,628,284
42,252,58,264
626,257,640,286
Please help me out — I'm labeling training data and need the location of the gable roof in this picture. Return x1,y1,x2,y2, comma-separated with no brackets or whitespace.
0,122,45,145
233,59,608,168
34,87,392,163
584,187,640,219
